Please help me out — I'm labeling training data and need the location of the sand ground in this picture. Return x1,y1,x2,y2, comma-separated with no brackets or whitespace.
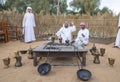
0,40,120,82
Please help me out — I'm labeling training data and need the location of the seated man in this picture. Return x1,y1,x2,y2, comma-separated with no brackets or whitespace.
56,21,76,43
75,22,89,46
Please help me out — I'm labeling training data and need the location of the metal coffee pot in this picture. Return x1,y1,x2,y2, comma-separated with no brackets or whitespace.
14,51,22,67
93,53,100,64
90,43,100,64
59,37,62,44
65,39,69,46
51,36,55,43
28,46,33,59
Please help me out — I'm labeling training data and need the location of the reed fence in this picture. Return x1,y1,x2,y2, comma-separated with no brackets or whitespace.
0,11,119,39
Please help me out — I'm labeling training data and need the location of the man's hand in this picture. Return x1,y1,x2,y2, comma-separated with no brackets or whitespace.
71,40,75,44
82,33,85,37
70,22,74,26
71,22,74,25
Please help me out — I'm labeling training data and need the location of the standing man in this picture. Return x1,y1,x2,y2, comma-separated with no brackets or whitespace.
22,7,36,43
56,21,76,43
75,22,89,46
114,16,120,48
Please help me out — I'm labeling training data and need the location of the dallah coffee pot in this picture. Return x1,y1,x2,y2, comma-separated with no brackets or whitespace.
14,51,22,67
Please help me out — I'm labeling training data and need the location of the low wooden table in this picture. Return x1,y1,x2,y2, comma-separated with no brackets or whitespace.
33,43,88,66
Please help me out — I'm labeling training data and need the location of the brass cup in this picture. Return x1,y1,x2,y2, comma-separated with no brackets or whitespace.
100,48,105,56
108,58,115,66
3,58,10,68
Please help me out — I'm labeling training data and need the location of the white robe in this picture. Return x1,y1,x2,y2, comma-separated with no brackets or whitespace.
115,16,120,48
56,25,76,43
75,28,89,45
22,12,36,42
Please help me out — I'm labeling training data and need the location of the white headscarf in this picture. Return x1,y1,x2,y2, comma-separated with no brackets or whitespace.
26,6,32,13
63,21,69,27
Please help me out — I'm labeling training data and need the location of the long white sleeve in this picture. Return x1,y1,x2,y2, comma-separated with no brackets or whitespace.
71,25,76,32
56,27,64,38
118,16,120,27
85,29,89,39
22,14,27,28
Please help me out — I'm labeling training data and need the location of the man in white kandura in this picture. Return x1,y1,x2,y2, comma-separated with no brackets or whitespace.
56,21,76,43
75,22,89,46
22,7,36,43
114,16,120,48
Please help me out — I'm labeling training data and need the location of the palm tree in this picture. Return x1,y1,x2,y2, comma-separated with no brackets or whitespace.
70,0,100,15
59,0,67,14
4,0,50,13
49,0,67,15
100,7,112,14
4,0,67,14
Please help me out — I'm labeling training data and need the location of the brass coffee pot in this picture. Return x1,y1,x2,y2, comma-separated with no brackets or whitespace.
14,51,22,67
100,48,105,56
59,37,62,44
51,36,55,43
28,45,33,59
3,57,10,68
90,43,100,64
93,52,100,64
108,58,115,66
90,43,96,56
